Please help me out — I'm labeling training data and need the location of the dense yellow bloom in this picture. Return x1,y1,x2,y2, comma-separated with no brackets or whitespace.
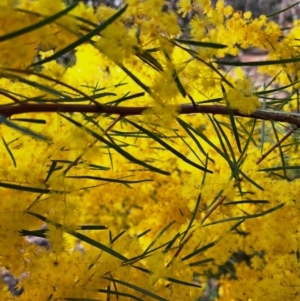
190,15,207,40
0,1,299,300
178,0,193,18
72,1,98,24
243,11,252,20
226,89,260,115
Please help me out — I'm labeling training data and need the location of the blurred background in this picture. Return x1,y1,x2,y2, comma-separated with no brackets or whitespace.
70,0,300,26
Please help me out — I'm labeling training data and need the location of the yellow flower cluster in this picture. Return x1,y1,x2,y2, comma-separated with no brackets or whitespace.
226,87,261,115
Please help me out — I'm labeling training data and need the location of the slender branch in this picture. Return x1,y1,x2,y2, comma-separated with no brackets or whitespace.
2,103,300,126
166,180,243,267
201,195,227,225
256,126,298,165
103,115,122,135
201,179,242,225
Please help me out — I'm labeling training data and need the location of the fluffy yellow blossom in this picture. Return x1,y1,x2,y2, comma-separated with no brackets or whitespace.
243,11,252,20
178,0,193,17
72,1,98,24
225,77,261,114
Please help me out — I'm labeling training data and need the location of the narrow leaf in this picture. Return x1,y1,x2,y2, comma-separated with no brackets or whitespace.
60,298,104,301
137,229,151,238
27,211,128,261
98,289,143,301
167,277,201,288
63,92,117,103
102,277,169,301
163,51,186,97
180,194,201,243
266,1,300,18
224,200,269,205
203,203,284,227
2,137,16,167
176,118,214,162
132,265,201,288
19,229,47,237
177,117,232,168
258,166,300,172
182,241,217,261
143,221,176,254
117,64,151,93
135,52,164,72
77,225,107,230
212,116,239,179
217,57,300,66
11,118,46,124
106,92,145,106
208,115,230,161
4,73,70,99
31,5,128,66
255,80,300,96
189,258,214,266
45,161,57,183
165,233,181,252
59,114,170,175
125,118,212,173
173,130,203,165
0,114,48,141
271,121,287,179
221,84,241,152
66,175,153,184
88,163,110,171
238,169,264,191
0,4,77,43
237,119,256,167
174,39,227,49
0,181,66,194
111,230,126,244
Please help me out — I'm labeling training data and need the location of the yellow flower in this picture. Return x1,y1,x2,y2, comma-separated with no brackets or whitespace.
190,15,206,40
33,0,65,15
178,0,193,17
226,88,261,115
96,4,117,21
243,11,252,20
39,50,54,59
224,5,234,17
251,255,265,270
72,2,98,24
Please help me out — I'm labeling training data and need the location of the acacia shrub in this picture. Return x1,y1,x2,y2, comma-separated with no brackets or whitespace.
0,1,299,300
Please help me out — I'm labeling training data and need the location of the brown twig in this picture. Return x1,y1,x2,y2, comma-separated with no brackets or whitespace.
1,103,300,127
201,195,227,225
201,179,242,225
256,126,298,165
62,139,97,176
103,115,122,135
166,181,241,266
0,90,22,103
